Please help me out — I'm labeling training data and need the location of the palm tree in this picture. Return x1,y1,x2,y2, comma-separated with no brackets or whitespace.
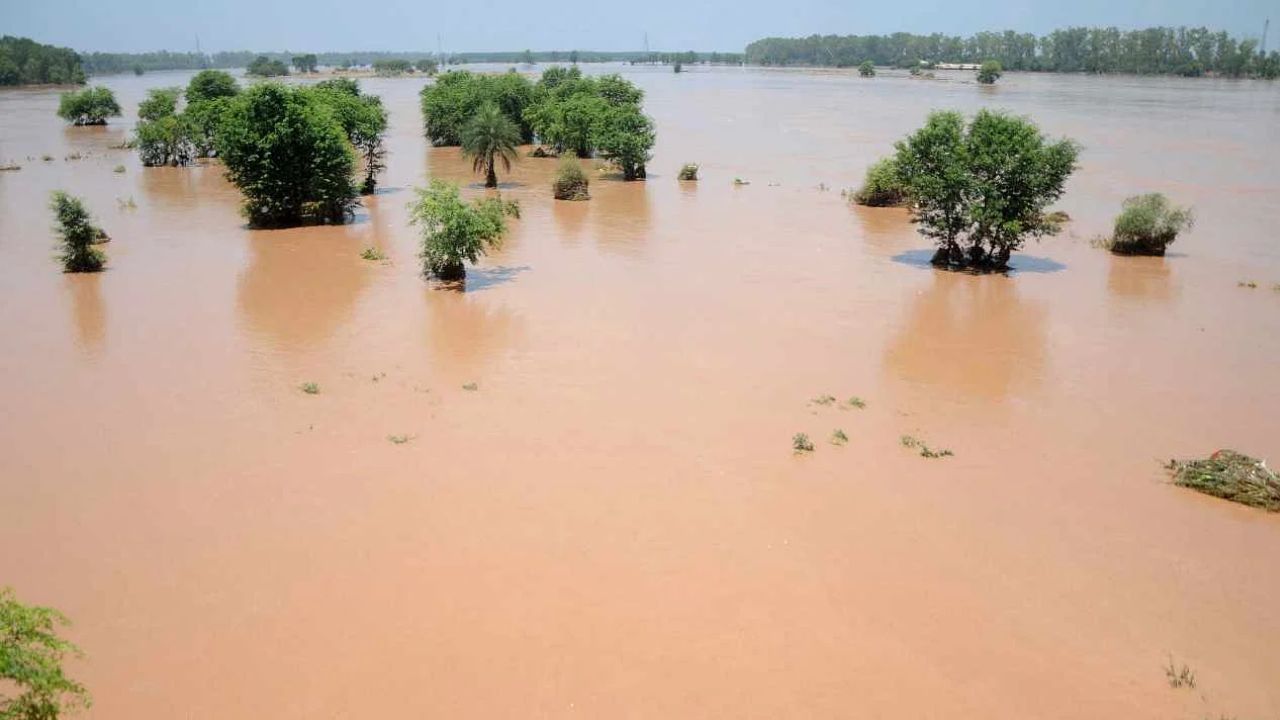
461,103,521,188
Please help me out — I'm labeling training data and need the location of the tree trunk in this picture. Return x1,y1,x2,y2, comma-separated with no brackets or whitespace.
485,158,497,188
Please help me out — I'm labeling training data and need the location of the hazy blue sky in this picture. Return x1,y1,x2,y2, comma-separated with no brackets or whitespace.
1,0,1274,53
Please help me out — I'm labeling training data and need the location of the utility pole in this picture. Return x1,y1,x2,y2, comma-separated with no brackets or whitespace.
644,31,650,62
437,33,444,66
1261,18,1270,56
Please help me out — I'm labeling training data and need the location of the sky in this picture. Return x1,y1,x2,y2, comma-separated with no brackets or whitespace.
1,0,1274,53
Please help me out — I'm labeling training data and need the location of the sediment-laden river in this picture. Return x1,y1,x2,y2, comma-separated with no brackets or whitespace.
1,65,1278,718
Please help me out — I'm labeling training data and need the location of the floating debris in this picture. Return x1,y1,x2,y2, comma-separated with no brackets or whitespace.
1166,450,1279,511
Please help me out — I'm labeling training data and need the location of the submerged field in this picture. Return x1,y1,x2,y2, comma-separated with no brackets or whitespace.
1,65,1278,718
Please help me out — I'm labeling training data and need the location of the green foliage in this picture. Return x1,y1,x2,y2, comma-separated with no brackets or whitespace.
360,247,386,261
387,434,412,444
419,70,535,146
847,396,866,409
1100,193,1194,256
677,163,699,181
137,87,180,122
977,60,1003,84
49,191,105,273
811,394,837,406
593,104,654,180
858,60,875,77
520,68,653,177
1166,450,1279,511
830,429,849,445
552,156,590,200
183,97,232,158
373,59,413,76
851,157,909,207
112,165,125,173
893,109,1079,271
56,86,121,126
744,27,1280,79
901,435,953,458
461,102,521,188
136,115,194,167
308,80,388,194
462,382,479,391
215,83,357,227
246,55,288,77
1,587,91,720
0,36,85,86
300,382,320,394
291,53,318,73
409,180,519,280
186,70,239,104
417,58,439,75
792,433,814,453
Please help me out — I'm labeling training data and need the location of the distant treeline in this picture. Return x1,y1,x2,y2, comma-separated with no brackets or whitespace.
80,49,744,75
1,35,86,85
745,27,1280,78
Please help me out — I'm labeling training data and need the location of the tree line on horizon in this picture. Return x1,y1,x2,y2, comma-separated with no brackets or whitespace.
745,26,1280,78
0,35,85,85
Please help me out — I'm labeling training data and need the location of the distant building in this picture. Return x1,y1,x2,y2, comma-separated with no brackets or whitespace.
935,63,981,70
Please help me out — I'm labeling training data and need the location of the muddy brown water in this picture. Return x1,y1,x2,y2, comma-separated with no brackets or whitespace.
2,66,1278,718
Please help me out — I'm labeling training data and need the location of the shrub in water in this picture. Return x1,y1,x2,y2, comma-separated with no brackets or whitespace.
677,163,699,181
57,86,121,126
977,60,1002,84
852,157,909,207
410,180,519,281
858,61,875,77
1099,193,1193,256
553,156,590,200
49,191,106,272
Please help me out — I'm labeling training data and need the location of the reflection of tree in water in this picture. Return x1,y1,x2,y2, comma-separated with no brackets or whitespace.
423,289,523,383
589,179,652,257
66,274,105,357
850,204,914,256
885,271,1048,403
551,198,588,246
236,226,372,352
1106,256,1176,304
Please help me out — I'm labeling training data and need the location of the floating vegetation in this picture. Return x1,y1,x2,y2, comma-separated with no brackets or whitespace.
1043,210,1071,223
109,139,137,150
901,435,953,459
112,164,126,173
360,247,386,261
677,163,699,181
1165,450,1279,511
733,177,750,186
387,434,412,445
847,396,866,409
300,382,320,395
811,394,837,406
0,162,20,171
64,152,84,161
830,429,848,446
1237,281,1257,289
462,382,478,391
792,433,814,453
42,154,54,162
1164,656,1196,689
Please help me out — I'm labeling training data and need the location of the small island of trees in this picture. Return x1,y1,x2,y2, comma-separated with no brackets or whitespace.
246,55,289,77
56,86,121,125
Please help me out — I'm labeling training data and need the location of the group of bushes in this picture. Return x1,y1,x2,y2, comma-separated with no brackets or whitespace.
0,35,85,86
56,86,121,125
246,55,289,77
420,66,656,181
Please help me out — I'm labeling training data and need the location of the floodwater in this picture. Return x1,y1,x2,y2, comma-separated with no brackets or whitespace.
2,66,1278,718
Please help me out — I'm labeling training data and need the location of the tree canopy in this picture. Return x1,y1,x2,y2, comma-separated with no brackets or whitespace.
1,587,91,720
49,192,107,273
291,54,318,73
461,102,521,188
893,109,1079,271
420,70,535,146
409,180,520,280
977,60,1003,84
0,36,85,86
56,86,121,125
246,55,289,77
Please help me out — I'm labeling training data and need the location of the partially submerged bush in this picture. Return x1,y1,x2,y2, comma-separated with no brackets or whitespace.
552,156,590,200
409,179,519,281
677,163,699,181
1,587,91,720
792,433,814,453
977,60,1003,84
135,88,194,167
246,55,288,77
1166,450,1279,511
1098,193,1194,256
49,191,106,272
858,60,875,77
57,86,120,125
851,156,909,207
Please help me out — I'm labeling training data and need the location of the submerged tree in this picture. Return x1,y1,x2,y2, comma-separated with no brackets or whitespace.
461,102,521,188
409,180,520,280
894,109,1079,271
420,70,534,146
183,71,240,158
592,104,654,180
186,70,239,104
552,156,590,200
56,86,121,125
309,79,389,194
1,587,91,720
851,156,909,207
1098,193,1194,256
976,60,1003,84
134,87,194,166
858,60,875,77
215,83,357,227
49,191,106,272
246,55,288,77
291,53,319,74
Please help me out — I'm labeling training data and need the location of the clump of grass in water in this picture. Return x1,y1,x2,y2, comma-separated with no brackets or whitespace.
830,429,848,446
64,152,83,161
462,382,478,391
387,434,412,445
811,394,837,407
1164,656,1196,689
300,382,320,395
0,162,20,172
112,164,126,173
847,396,866,409
1165,450,1279,511
42,154,54,162
733,177,750,186
360,247,386,261
901,435,953,459
1237,280,1257,289
792,433,814,453
677,163,698,181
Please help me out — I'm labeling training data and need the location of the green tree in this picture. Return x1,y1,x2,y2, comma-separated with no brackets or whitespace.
893,109,1079,271
1100,193,1194,255
186,69,239,104
851,156,909,206
976,60,1003,84
521,49,535,65
309,79,388,194
420,70,535,146
137,86,180,122
1,588,91,720
373,59,412,76
56,87,120,126
858,60,875,77
49,191,106,272
215,83,357,227
409,179,519,280
417,58,439,75
136,115,194,167
184,98,231,158
291,53,318,73
461,102,521,188
593,104,654,180
246,56,288,77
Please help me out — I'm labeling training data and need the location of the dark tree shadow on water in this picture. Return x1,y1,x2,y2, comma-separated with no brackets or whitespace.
432,265,531,293
891,248,1066,274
